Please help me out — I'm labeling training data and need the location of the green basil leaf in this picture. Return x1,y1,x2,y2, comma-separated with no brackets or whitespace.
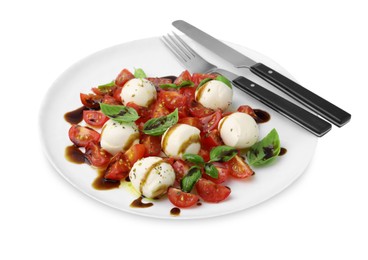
143,108,179,136
180,166,202,192
216,75,232,89
97,80,115,93
134,68,147,78
159,83,180,89
209,145,238,162
247,128,281,167
178,80,194,88
204,163,218,179
183,153,205,165
197,78,213,89
100,103,140,123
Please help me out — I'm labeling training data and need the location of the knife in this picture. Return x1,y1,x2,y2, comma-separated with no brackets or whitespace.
172,20,351,127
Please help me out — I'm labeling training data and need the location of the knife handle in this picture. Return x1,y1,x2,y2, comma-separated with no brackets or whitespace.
232,76,332,137
249,63,351,127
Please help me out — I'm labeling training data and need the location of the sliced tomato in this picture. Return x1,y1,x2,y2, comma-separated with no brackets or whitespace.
115,69,134,87
199,110,222,132
191,73,216,86
178,117,202,130
124,144,146,167
83,110,109,127
174,70,192,85
141,135,161,156
195,178,231,203
68,125,100,147
159,91,187,110
84,142,112,167
80,93,102,110
91,87,105,96
237,105,257,119
188,100,214,118
201,129,223,150
102,94,120,105
203,162,229,184
226,155,254,179
179,86,196,103
104,152,130,181
168,187,199,208
172,160,190,182
146,77,173,88
151,100,170,118
198,148,210,162
177,106,189,119
113,87,123,103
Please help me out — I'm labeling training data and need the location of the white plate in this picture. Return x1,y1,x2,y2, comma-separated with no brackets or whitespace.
40,36,317,219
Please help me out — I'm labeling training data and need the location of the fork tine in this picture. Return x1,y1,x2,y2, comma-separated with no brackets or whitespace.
167,34,192,60
162,35,188,62
172,31,197,57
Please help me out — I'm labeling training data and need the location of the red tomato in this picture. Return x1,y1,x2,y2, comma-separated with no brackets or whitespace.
201,129,223,150
104,152,130,181
141,135,161,156
174,70,192,85
191,73,217,86
188,100,214,118
124,144,146,167
195,178,231,203
178,117,202,130
199,110,222,132
168,187,199,208
84,142,112,167
91,87,105,96
172,160,190,182
83,110,109,127
226,155,254,179
146,77,173,87
237,105,257,119
68,125,100,147
80,93,102,110
198,148,210,162
102,94,120,105
177,106,189,119
160,91,187,110
113,87,123,103
203,162,229,184
179,86,196,103
115,69,134,87
151,100,170,118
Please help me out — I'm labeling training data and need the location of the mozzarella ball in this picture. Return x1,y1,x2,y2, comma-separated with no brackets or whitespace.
100,119,139,155
129,156,175,199
121,78,157,107
161,124,201,159
218,112,259,149
195,80,232,110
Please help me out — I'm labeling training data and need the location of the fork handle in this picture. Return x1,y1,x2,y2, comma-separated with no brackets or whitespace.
232,76,332,137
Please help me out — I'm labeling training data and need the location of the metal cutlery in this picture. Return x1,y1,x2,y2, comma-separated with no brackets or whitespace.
172,20,351,127
161,33,332,137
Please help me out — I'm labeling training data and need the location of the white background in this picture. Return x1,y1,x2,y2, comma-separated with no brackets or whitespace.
0,0,365,259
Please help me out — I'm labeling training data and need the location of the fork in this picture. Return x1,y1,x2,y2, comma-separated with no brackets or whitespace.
161,33,332,137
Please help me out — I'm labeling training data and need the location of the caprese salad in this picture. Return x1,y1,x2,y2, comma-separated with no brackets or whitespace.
65,68,283,211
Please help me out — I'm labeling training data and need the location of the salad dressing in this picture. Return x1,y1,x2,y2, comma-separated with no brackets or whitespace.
64,106,87,124
93,169,120,190
170,207,180,216
123,133,140,151
178,135,200,155
65,145,86,164
254,109,271,124
130,197,153,208
138,160,164,194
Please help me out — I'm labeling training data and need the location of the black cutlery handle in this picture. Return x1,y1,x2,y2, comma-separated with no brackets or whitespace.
232,76,332,137
249,63,351,127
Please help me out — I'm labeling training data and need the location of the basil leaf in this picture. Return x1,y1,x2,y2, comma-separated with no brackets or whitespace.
97,80,115,93
247,128,281,166
178,80,194,88
183,153,205,165
134,68,147,78
143,108,179,136
180,166,202,192
204,163,218,179
209,145,238,162
159,83,180,89
100,103,140,123
216,75,232,89
198,78,213,89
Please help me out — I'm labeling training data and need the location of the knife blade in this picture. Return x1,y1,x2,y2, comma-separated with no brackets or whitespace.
172,20,351,127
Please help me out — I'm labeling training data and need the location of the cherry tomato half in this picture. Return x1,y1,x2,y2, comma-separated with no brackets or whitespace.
115,69,134,87
201,129,223,150
202,162,229,184
195,178,231,203
174,70,192,85
188,100,214,118
83,110,109,127
80,93,102,110
68,125,100,147
160,91,187,110
199,110,222,132
225,155,254,179
168,187,199,208
84,142,112,167
141,135,161,157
